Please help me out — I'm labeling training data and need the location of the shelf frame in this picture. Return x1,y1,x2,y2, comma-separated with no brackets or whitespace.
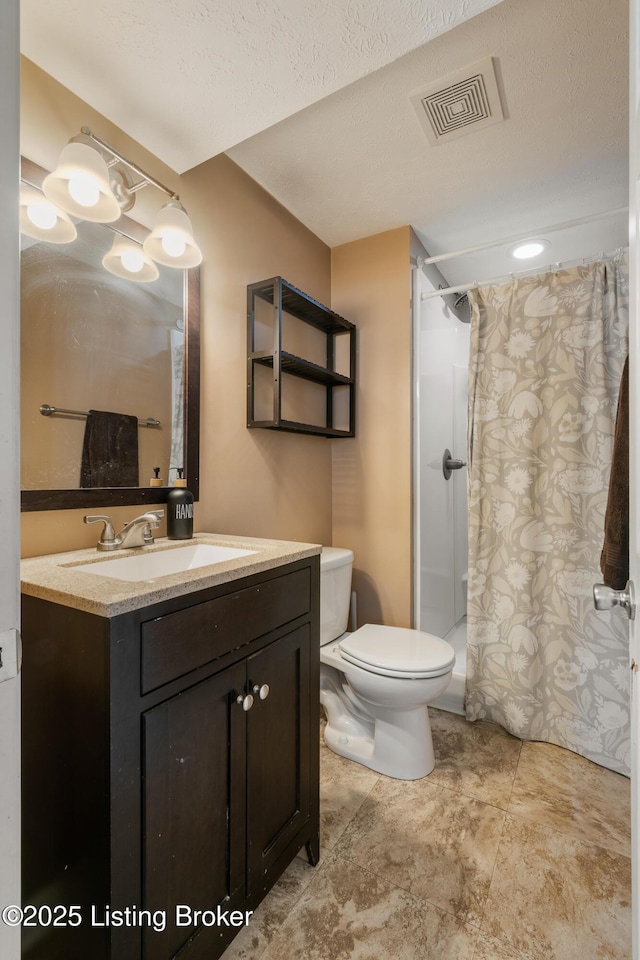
247,277,356,438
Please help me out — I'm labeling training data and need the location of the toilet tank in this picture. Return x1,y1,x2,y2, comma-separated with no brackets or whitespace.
319,547,354,646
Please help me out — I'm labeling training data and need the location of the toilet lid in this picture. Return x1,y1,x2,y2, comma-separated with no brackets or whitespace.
338,624,455,678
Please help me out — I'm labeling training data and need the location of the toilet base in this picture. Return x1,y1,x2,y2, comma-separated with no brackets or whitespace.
321,681,436,780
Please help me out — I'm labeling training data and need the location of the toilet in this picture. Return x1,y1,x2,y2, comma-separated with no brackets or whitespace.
320,547,455,780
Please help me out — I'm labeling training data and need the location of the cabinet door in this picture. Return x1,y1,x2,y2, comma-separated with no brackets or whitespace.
142,663,246,960
245,625,311,894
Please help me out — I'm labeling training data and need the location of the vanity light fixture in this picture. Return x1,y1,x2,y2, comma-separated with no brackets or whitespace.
509,238,550,260
19,183,77,243
43,139,122,223
41,127,202,268
102,236,159,283
143,200,202,269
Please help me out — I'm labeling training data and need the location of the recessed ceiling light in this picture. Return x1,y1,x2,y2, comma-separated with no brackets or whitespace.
509,238,550,260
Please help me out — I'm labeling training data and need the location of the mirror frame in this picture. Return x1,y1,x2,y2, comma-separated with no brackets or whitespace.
20,157,200,512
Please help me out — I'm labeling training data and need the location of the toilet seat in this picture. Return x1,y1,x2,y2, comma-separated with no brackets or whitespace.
338,624,455,679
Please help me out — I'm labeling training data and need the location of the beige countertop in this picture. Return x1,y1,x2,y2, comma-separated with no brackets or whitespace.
21,532,321,618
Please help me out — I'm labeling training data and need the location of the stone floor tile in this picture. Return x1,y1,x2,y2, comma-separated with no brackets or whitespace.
260,854,479,960
334,776,506,925
318,741,380,854
508,740,630,856
429,709,522,808
472,932,543,960
481,814,631,960
221,856,317,959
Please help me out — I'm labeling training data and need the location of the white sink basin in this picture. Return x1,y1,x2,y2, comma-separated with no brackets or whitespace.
72,543,258,582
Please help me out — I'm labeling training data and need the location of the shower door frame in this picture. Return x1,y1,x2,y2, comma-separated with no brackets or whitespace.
411,264,470,634
411,263,468,716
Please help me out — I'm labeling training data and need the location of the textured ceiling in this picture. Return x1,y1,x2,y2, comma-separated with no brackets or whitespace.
227,0,629,280
20,0,506,173
20,0,629,278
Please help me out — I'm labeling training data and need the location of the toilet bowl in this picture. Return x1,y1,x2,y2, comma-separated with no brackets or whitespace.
319,548,455,780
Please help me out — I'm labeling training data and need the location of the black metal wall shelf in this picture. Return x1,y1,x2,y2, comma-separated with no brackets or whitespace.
247,277,356,437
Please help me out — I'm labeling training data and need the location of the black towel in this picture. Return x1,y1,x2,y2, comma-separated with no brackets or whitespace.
600,357,629,589
80,410,139,488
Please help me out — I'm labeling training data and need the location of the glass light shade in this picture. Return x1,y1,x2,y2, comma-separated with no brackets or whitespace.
19,184,77,243
143,201,203,268
102,236,159,283
510,238,550,260
42,142,121,223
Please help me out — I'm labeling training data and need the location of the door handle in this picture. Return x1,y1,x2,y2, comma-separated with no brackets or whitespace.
593,581,636,620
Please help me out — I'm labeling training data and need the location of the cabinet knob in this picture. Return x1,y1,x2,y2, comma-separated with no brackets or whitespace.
253,683,270,701
236,693,254,711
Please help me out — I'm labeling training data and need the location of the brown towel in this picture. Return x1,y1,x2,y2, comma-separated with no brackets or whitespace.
80,410,139,488
600,357,629,589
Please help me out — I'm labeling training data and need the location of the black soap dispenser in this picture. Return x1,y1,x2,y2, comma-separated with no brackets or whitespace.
167,469,194,540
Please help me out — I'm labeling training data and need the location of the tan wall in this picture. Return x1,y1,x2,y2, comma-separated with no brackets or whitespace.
21,59,333,557
180,155,332,543
331,228,413,628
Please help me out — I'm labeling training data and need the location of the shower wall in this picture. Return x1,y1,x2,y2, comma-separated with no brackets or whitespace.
414,272,470,641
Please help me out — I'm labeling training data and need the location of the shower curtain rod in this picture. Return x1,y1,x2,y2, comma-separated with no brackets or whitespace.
420,247,627,301
415,207,627,269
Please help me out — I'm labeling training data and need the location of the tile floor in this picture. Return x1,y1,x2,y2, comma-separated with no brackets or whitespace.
223,709,632,960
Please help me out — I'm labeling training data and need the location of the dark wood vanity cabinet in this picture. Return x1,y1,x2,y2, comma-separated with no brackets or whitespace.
21,557,320,960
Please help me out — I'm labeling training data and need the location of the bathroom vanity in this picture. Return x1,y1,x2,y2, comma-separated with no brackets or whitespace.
20,535,321,960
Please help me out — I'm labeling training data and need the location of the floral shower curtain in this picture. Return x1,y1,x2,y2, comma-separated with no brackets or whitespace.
465,259,630,775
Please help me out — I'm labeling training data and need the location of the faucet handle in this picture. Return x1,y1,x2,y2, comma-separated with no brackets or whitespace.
138,511,164,545
84,515,116,544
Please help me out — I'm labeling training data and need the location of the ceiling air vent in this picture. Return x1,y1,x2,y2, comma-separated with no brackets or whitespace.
410,57,505,145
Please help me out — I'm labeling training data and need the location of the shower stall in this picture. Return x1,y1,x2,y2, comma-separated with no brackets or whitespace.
412,236,630,774
413,268,470,715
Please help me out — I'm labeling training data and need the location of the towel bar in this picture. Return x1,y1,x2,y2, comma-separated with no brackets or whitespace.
39,404,160,428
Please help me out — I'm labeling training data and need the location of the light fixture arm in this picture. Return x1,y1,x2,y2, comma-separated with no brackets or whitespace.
80,126,180,203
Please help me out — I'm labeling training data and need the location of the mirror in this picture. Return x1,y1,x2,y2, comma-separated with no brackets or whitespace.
20,157,200,512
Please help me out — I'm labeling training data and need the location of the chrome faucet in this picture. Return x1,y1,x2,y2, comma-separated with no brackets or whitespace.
84,511,164,551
